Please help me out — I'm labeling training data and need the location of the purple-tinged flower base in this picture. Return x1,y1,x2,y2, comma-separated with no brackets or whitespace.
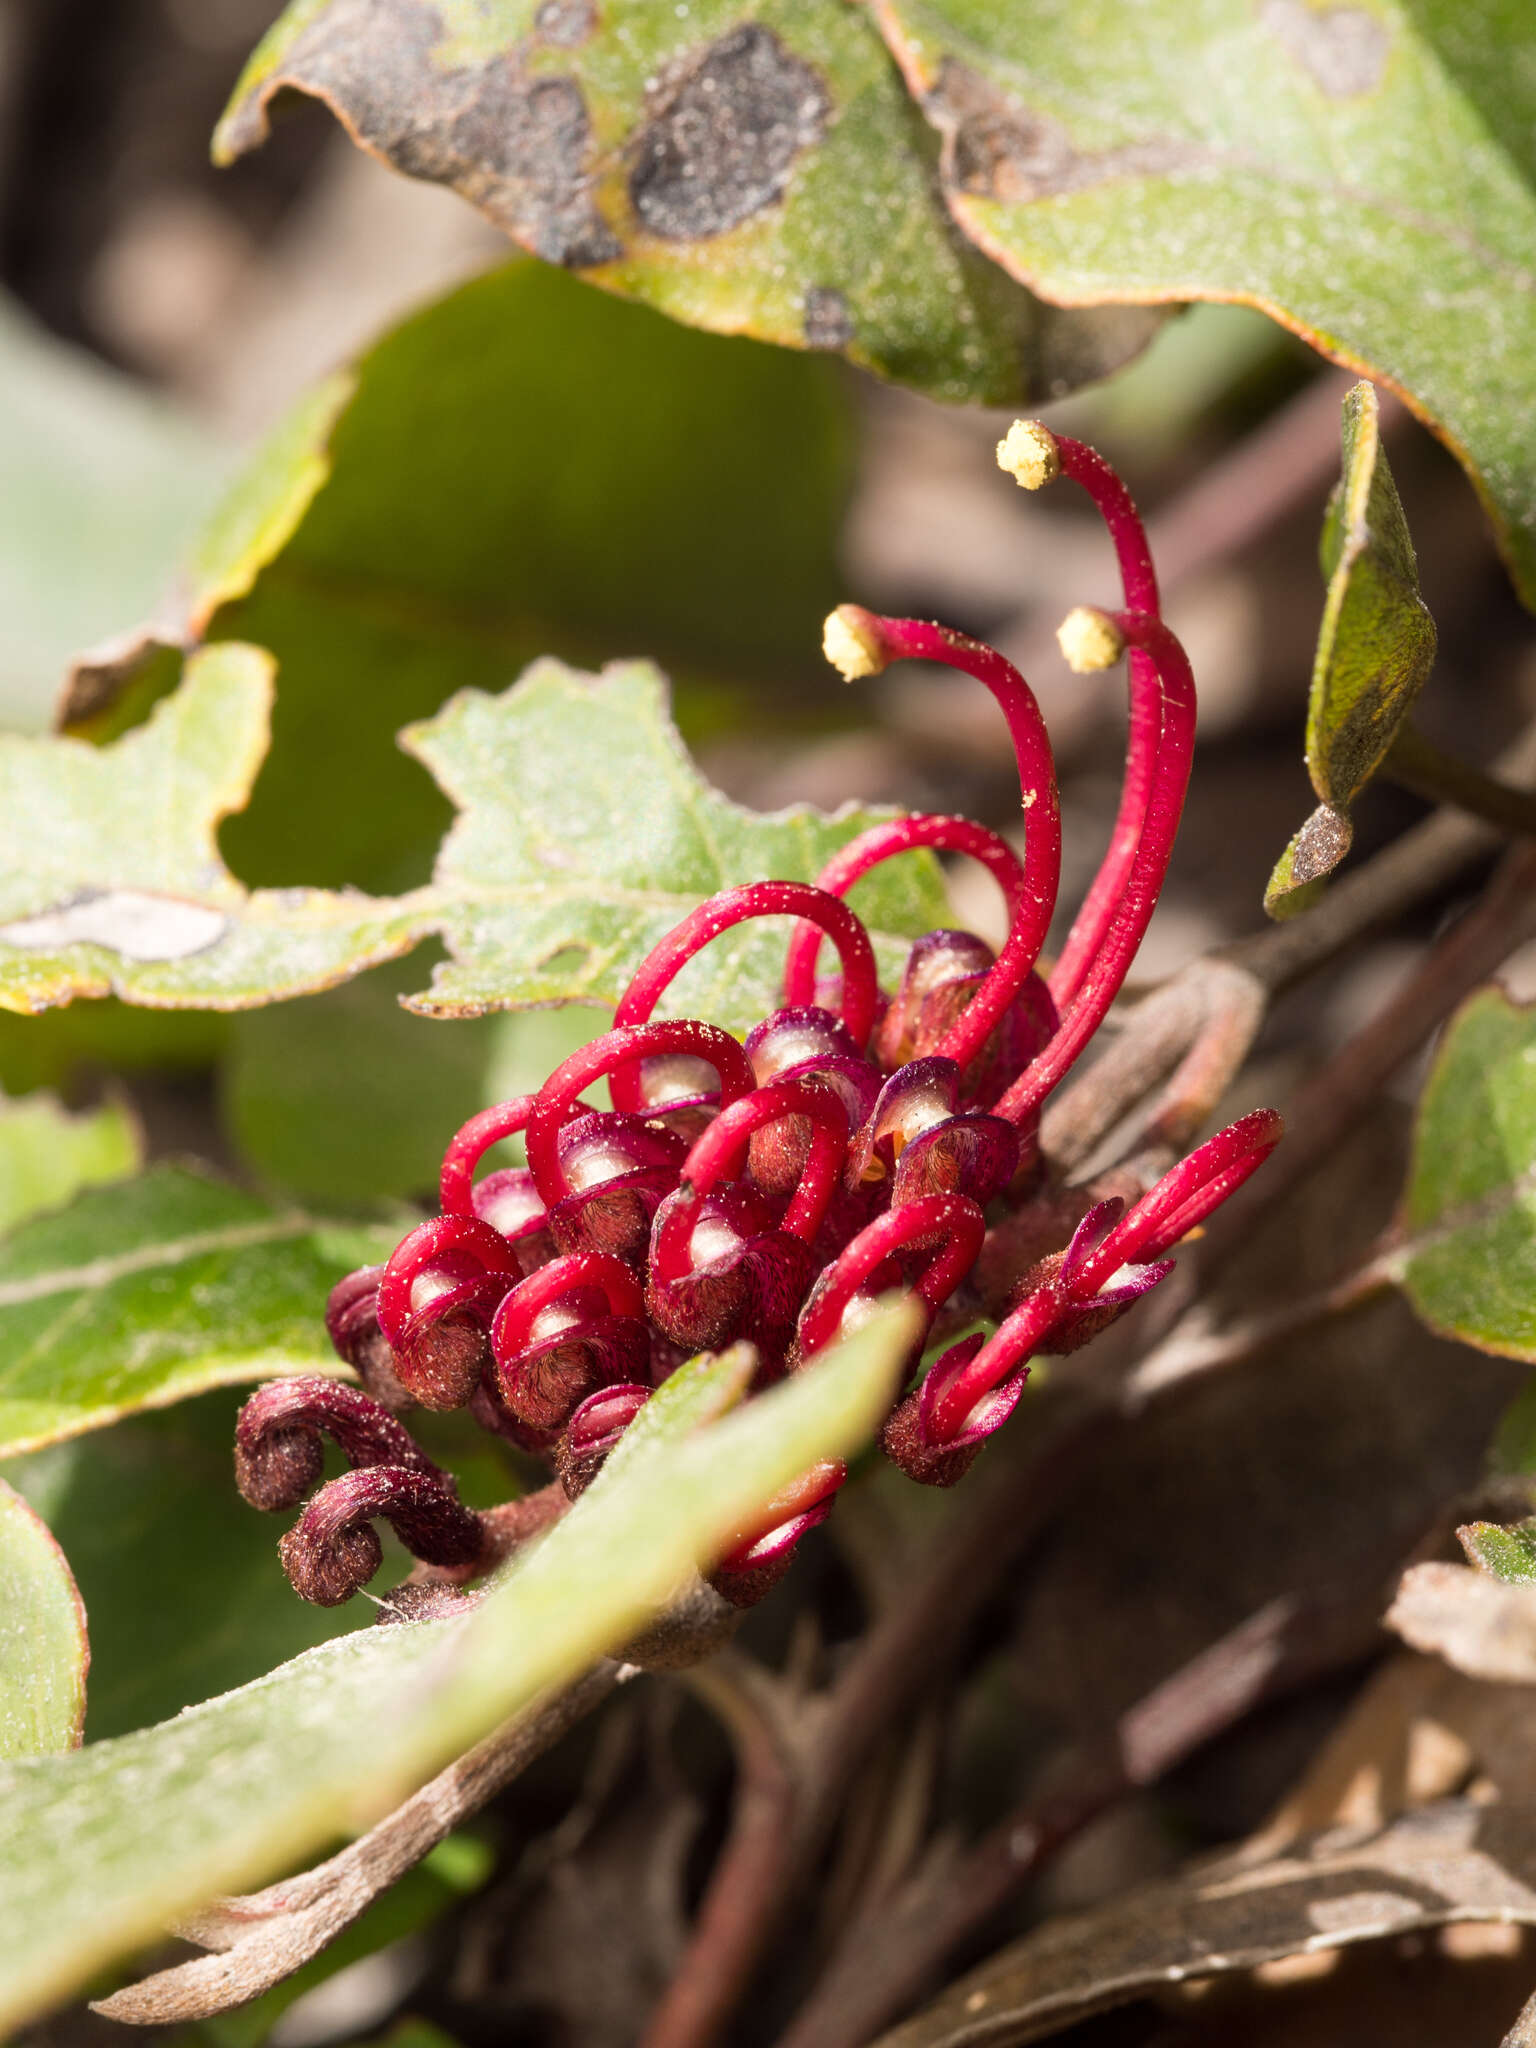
237,424,1282,1614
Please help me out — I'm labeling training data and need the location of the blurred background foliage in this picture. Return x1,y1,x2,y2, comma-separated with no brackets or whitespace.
5,4,1536,2045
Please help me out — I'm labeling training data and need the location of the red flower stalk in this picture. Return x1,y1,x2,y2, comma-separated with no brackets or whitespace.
711,1457,846,1607
610,880,882,1104
822,609,1061,1082
557,1382,651,1498
795,1192,987,1363
889,1108,1285,1484
782,813,1030,1009
239,422,1282,1612
994,609,1196,1127
375,1215,523,1411
526,1020,755,1203
490,1251,651,1433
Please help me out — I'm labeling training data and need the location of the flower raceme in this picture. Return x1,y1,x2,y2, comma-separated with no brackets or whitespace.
236,423,1281,1614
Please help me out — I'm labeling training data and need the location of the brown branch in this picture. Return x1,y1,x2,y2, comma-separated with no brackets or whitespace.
93,1662,623,2025
1385,724,1536,841
773,1591,1383,2048
1503,1984,1536,2048
1125,1252,1393,1410
1041,720,1536,1178
1226,837,1536,1235
636,799,1536,2048
638,1656,802,2048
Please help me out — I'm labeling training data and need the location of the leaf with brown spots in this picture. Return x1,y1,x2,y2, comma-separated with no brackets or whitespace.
872,0,1536,607
214,0,1163,407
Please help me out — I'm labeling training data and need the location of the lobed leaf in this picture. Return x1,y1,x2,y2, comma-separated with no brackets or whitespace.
0,1165,396,1458
872,0,1536,607
1394,987,1536,1360
214,3,1161,410
0,643,423,1015
13,631,951,1033
403,656,951,1030
0,1305,915,2031
0,1479,88,1759
63,261,859,899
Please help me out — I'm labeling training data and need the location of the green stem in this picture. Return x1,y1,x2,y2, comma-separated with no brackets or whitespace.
1385,724,1536,839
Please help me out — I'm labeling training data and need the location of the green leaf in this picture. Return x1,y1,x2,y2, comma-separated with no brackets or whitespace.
1308,384,1437,808
1266,382,1437,912
0,1304,915,2030
0,1165,396,1458
10,636,947,1031
0,644,423,1015
401,656,951,1029
0,1391,370,1740
872,0,1536,607
0,1478,87,1758
1458,1516,1536,1586
1395,986,1536,1359
65,261,860,899
215,8,1161,411
0,1087,140,1235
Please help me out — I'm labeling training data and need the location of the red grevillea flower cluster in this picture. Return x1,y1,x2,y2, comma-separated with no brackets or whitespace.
236,423,1281,1614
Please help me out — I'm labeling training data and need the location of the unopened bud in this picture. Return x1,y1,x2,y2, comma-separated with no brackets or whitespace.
1056,606,1126,674
996,419,1061,491
823,605,887,682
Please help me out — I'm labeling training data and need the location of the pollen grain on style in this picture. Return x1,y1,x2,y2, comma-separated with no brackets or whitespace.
235,422,1282,1616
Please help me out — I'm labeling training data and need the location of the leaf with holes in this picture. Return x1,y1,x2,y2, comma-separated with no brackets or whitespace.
1391,987,1536,1359
0,644,424,1015
401,655,951,1029
0,1165,396,1458
214,3,1162,411
873,0,1536,607
0,1480,88,1759
0,1306,913,2031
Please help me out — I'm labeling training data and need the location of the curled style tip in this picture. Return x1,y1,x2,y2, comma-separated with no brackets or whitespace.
235,1375,436,1512
824,615,1061,1079
278,1464,485,1607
